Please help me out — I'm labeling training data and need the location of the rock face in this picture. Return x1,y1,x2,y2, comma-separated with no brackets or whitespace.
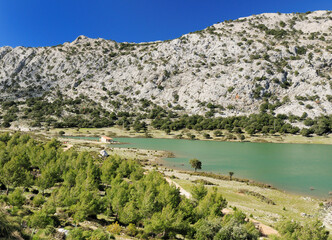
0,11,332,117
323,201,332,231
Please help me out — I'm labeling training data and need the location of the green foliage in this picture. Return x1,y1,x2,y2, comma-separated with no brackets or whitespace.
254,24,288,39
72,190,102,222
275,220,330,240
33,194,46,207
126,223,137,236
0,135,36,194
189,158,202,172
227,87,235,93
229,172,234,181
133,119,147,132
144,204,189,238
240,134,245,141
191,183,208,201
195,188,227,218
279,21,286,27
296,46,307,55
203,133,211,139
215,211,259,240
151,112,332,136
214,130,223,137
326,95,332,102
59,130,65,136
107,222,122,235
100,155,121,184
118,201,140,225
89,229,111,240
238,189,275,205
3,92,332,138
8,188,25,208
67,227,93,240
194,216,222,240
29,210,54,229
0,209,17,238
194,210,259,240
306,104,314,109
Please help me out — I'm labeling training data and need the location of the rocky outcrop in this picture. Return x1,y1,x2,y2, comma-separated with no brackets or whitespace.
0,11,331,118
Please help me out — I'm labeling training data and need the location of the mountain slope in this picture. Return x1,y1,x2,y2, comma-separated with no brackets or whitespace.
0,11,331,122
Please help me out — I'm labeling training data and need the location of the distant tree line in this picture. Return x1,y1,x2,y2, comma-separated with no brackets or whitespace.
1,96,332,137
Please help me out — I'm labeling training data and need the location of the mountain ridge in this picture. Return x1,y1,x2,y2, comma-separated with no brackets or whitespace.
0,10,332,129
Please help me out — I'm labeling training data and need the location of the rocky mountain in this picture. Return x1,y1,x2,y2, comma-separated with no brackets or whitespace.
0,10,332,120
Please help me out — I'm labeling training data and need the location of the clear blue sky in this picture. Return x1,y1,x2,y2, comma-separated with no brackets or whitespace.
0,0,331,47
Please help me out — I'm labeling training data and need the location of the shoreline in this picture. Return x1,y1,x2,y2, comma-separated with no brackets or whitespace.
112,135,332,146
154,159,331,201
4,125,330,145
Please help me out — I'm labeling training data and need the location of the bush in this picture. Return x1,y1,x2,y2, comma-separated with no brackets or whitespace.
67,228,91,240
8,189,25,208
33,194,45,207
194,210,260,240
296,46,307,55
203,133,211,139
275,220,329,240
89,229,111,240
126,223,137,236
59,130,65,136
194,217,222,240
305,104,313,109
227,87,235,93
44,225,56,236
107,222,122,235
0,209,16,238
238,189,275,205
214,130,223,137
300,128,312,137
191,183,208,201
29,210,54,228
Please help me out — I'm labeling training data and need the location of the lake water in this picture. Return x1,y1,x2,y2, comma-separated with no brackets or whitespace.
111,138,332,198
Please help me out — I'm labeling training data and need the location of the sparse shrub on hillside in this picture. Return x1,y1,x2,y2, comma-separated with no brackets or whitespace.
274,220,329,240
227,87,235,93
306,104,313,109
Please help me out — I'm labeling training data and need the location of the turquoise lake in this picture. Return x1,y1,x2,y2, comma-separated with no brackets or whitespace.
111,137,332,198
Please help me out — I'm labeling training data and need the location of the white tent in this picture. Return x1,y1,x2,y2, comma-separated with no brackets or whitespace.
100,150,109,157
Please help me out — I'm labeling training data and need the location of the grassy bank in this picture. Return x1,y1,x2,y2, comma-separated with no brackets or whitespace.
158,168,331,232
45,126,332,145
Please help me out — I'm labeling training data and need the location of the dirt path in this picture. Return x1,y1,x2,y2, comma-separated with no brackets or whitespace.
250,219,279,237
165,177,192,199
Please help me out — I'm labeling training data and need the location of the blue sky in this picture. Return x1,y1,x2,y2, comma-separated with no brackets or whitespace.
0,0,331,47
